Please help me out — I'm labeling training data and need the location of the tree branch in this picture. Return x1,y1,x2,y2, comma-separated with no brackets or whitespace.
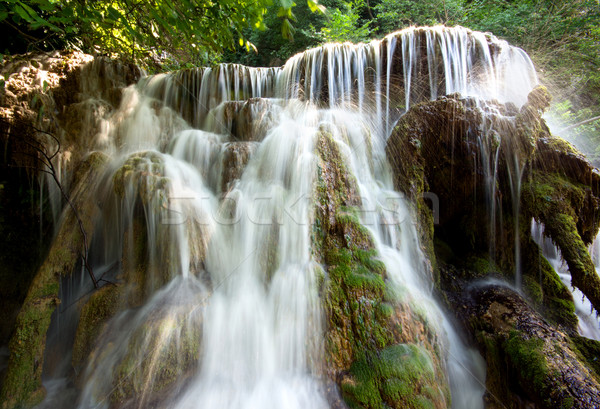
558,115,600,133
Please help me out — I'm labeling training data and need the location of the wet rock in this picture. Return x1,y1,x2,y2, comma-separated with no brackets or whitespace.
72,284,124,377
220,141,256,192
462,284,600,408
77,278,205,409
232,98,278,141
208,98,278,141
109,303,203,407
113,151,212,303
112,151,168,203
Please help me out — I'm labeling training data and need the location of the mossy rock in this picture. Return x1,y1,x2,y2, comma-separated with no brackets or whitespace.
341,343,449,409
314,130,392,372
522,172,600,315
109,306,202,407
72,284,124,375
385,87,600,408
313,129,449,408
465,284,600,408
520,236,577,331
503,331,548,391
570,335,600,383
112,151,169,204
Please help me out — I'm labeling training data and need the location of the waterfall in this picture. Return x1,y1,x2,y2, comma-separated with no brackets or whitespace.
34,25,539,409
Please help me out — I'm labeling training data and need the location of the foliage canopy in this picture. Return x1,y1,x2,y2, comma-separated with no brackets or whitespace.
0,0,324,66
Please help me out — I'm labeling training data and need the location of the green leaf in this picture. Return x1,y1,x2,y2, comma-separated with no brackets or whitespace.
14,4,32,22
280,0,295,9
307,0,325,13
277,6,295,19
281,17,296,40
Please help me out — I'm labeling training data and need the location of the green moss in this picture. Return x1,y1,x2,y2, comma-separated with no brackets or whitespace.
504,331,548,390
544,213,600,315
570,335,600,382
314,128,448,407
559,397,575,409
465,256,499,277
0,297,57,409
376,303,394,320
524,171,587,224
324,229,393,359
523,275,544,305
526,85,552,113
72,285,123,371
519,237,578,329
342,344,445,409
545,137,580,156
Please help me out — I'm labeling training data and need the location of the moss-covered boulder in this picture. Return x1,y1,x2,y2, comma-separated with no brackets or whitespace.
313,129,449,408
108,302,203,407
112,151,168,203
519,235,578,331
73,277,205,409
386,90,547,259
523,165,600,315
71,284,124,377
341,344,448,409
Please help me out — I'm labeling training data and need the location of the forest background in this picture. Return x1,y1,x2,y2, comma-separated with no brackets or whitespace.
1,0,599,161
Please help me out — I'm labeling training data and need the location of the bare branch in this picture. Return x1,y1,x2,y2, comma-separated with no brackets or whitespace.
3,119,99,288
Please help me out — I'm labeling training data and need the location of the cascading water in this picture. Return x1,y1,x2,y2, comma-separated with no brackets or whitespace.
34,26,539,409
473,100,531,285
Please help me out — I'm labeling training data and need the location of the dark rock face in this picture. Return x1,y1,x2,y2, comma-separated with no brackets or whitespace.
386,87,600,407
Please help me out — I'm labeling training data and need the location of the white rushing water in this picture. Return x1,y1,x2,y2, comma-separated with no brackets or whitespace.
36,26,540,409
